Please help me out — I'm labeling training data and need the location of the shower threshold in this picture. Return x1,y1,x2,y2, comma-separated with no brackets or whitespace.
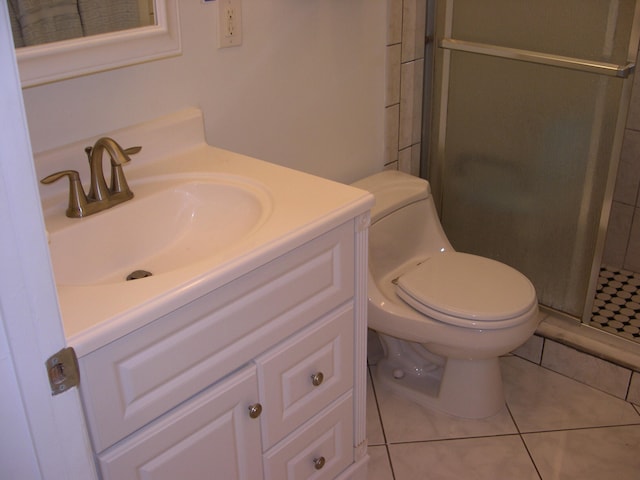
513,307,640,403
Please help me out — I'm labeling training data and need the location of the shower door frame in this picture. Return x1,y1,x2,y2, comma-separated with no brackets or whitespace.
423,0,640,324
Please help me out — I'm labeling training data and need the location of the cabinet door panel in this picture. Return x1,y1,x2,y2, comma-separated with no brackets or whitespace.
263,394,353,480
98,365,263,480
257,305,354,449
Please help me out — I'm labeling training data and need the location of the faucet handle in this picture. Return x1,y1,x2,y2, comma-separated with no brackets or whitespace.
110,145,140,197
41,170,89,218
123,146,142,158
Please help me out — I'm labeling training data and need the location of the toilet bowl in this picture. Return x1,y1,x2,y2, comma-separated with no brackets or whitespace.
352,171,539,418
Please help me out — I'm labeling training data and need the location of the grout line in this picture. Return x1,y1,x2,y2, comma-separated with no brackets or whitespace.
382,432,525,446
516,436,543,480
517,422,640,436
625,373,633,401
369,424,640,447
368,365,397,479
507,402,544,480
384,445,396,480
367,365,389,445
505,402,522,435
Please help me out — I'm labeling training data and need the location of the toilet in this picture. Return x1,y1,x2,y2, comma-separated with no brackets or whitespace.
352,171,539,418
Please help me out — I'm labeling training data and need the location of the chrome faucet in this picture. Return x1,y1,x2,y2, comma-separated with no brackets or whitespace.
41,137,140,218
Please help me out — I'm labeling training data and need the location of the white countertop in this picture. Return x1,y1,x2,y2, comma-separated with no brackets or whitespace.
36,108,373,356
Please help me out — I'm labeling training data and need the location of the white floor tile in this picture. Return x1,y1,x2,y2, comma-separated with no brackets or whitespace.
366,352,640,479
388,436,540,480
367,369,385,445
502,356,640,432
371,366,518,443
523,425,640,480
366,445,394,480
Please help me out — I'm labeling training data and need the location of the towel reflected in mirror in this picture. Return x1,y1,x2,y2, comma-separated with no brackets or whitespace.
9,0,154,48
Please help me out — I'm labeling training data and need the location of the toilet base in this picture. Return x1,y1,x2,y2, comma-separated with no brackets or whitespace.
375,354,505,419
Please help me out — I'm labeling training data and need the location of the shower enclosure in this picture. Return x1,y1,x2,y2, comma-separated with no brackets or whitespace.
424,0,640,327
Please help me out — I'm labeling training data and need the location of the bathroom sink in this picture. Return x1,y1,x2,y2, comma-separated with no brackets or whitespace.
36,108,374,354
47,174,272,286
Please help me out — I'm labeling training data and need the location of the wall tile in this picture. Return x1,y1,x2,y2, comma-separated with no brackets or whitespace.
399,59,424,150
628,371,640,405
384,161,399,171
385,44,401,107
384,104,400,165
384,0,426,170
401,0,427,63
512,335,544,364
387,0,403,46
610,46,640,268
625,49,640,131
541,340,632,399
399,144,421,176
623,208,640,271
603,201,633,268
613,129,640,206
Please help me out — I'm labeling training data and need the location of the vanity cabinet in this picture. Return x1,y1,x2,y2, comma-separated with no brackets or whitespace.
77,218,369,479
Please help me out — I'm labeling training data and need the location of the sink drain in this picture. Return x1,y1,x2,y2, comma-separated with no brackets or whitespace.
126,270,153,281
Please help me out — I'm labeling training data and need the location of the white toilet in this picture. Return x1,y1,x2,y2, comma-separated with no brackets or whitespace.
353,171,539,418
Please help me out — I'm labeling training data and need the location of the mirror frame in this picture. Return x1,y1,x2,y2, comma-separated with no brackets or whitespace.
17,0,180,88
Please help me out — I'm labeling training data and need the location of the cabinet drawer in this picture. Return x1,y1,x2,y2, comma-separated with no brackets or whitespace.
257,305,354,449
98,364,263,480
80,222,354,452
263,393,354,480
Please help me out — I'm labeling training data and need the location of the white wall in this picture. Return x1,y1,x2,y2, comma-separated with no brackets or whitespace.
21,0,387,184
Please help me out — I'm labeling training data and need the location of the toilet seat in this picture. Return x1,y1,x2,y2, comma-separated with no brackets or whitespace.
395,252,537,330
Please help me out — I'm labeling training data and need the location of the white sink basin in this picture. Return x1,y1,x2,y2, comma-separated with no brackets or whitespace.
48,174,272,285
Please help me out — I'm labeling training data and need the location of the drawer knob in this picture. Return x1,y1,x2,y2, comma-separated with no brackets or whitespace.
313,456,326,470
311,372,324,386
248,403,262,419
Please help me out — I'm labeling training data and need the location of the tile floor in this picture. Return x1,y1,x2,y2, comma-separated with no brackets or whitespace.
367,355,640,479
590,266,640,344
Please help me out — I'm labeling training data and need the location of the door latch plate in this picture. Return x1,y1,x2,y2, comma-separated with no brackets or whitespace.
46,347,79,395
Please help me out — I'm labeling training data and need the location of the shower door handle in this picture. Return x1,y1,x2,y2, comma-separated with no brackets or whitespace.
440,38,636,78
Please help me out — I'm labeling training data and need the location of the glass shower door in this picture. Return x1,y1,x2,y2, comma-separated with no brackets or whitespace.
428,0,640,317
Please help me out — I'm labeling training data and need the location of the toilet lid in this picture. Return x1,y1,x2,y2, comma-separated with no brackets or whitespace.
395,252,536,328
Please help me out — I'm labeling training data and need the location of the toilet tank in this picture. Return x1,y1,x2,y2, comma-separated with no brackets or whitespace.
352,171,430,223
352,171,453,278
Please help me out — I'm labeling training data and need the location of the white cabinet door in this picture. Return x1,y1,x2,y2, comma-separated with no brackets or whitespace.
98,364,263,480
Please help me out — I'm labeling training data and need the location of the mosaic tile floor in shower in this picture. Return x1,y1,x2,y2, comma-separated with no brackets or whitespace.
590,266,640,343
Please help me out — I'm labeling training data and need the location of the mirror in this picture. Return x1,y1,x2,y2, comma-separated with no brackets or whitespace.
9,1,156,48
14,0,180,88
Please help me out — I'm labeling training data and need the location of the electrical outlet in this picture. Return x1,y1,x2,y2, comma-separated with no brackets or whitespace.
218,0,242,48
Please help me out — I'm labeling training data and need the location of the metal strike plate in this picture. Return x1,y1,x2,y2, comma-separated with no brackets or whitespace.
46,347,79,395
